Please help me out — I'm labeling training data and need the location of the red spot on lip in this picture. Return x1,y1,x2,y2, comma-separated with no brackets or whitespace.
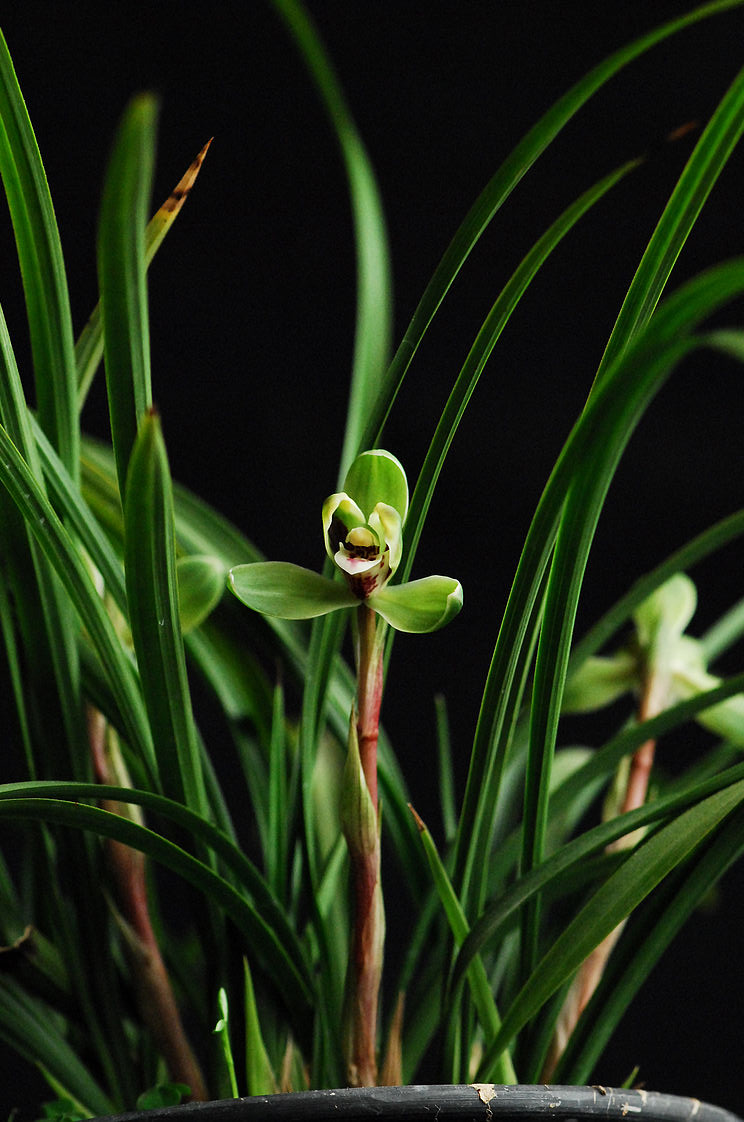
349,572,378,600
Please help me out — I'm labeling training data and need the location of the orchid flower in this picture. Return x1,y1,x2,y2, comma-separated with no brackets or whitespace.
563,573,744,745
228,449,462,633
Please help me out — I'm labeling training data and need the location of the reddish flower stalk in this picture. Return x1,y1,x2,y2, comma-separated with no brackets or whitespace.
541,669,668,1081
88,705,208,1101
356,603,384,808
342,604,386,1087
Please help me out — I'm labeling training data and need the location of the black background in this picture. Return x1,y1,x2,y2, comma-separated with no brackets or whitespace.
2,2,744,1115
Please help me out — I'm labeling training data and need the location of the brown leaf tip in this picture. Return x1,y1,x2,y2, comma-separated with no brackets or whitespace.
162,138,213,213
407,802,426,833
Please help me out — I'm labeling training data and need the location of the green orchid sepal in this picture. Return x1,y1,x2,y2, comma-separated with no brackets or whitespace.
369,575,463,633
228,562,463,634
228,561,357,620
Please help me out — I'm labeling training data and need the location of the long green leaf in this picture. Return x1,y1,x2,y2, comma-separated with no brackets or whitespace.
399,158,640,585
31,414,127,612
520,419,644,980
555,805,744,1083
452,736,744,998
269,0,392,482
361,0,744,450
0,419,156,779
454,259,744,922
593,62,744,384
480,672,744,905
0,797,315,1036
0,294,130,1090
77,138,212,408
267,677,289,902
98,93,158,499
563,809,744,1084
477,777,744,1078
0,576,34,775
520,60,744,976
410,806,516,1084
0,29,78,478
0,777,311,984
0,296,85,780
0,977,113,1117
124,411,205,811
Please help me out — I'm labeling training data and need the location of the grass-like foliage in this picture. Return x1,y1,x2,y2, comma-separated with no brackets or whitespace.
1,1,744,1115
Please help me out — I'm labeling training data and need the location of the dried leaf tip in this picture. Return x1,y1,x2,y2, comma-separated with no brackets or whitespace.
407,803,426,833
161,138,212,213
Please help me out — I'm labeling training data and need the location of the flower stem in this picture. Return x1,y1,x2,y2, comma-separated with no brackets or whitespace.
356,603,384,812
342,605,386,1086
88,705,208,1101
541,668,667,1080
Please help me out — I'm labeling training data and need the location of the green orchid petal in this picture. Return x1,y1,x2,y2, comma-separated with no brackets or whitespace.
228,561,356,619
369,575,463,633
671,635,744,747
695,693,744,747
343,449,409,524
176,554,227,633
369,502,403,575
633,573,697,667
562,650,638,714
322,492,365,561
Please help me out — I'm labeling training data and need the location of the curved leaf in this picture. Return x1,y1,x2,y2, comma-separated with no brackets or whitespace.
0,977,114,1117
410,806,516,1084
0,29,78,477
554,805,744,1083
453,745,744,997
124,411,205,811
98,93,158,499
0,796,315,1029
0,776,311,982
361,0,744,450
454,258,744,924
0,419,156,778
400,157,640,585
269,0,392,481
476,778,744,1079
78,139,212,408
593,60,744,383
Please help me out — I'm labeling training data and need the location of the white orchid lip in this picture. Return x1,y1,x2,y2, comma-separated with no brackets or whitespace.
334,524,390,597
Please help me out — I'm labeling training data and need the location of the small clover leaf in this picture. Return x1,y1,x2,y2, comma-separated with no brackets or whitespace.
136,1083,191,1109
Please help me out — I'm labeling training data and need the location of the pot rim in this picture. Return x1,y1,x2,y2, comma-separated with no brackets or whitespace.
90,1083,742,1122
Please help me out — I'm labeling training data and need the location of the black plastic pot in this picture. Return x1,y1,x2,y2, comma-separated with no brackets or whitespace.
91,1084,742,1122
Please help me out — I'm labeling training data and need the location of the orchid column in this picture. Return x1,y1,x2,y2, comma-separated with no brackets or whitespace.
229,450,462,1086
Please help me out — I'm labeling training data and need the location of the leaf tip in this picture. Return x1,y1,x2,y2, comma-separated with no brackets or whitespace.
407,803,426,833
